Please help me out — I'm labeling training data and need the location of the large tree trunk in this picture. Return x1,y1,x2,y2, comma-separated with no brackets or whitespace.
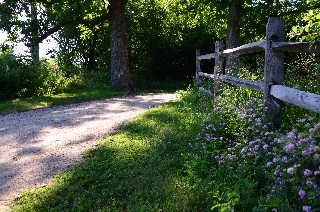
30,4,40,63
225,3,242,73
109,0,136,92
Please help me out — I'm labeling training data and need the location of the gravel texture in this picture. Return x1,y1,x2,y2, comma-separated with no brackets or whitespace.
0,92,178,211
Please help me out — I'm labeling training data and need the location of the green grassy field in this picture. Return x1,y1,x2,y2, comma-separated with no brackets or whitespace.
6,83,320,212
0,89,128,114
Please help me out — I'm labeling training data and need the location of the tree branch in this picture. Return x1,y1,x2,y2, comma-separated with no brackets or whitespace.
26,13,110,47
26,20,72,47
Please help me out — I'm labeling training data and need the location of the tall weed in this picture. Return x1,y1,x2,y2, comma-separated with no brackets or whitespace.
0,52,83,100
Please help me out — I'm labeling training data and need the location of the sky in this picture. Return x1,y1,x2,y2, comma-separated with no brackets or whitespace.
0,31,57,58
0,0,59,58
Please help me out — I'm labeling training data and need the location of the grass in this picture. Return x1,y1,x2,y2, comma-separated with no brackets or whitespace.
0,89,128,114
6,82,320,211
9,97,208,211
0,76,190,114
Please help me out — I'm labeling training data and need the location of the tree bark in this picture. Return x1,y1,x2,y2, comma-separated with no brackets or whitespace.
225,3,242,73
30,4,40,63
109,0,136,92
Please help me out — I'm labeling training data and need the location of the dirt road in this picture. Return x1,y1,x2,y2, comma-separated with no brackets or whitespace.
0,92,178,211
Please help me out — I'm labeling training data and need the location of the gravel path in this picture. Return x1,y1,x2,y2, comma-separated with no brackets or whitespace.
0,92,178,211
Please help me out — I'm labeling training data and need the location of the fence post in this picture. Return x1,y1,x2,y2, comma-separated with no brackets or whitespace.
196,49,202,88
213,41,225,100
264,17,285,128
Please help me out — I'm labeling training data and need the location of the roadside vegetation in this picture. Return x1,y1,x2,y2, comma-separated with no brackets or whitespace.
0,52,189,114
0,55,127,113
1,1,319,211
0,55,187,114
8,76,319,211
0,89,128,114
2,32,319,212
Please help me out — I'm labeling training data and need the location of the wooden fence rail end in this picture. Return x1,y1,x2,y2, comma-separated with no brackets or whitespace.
197,53,217,60
270,85,320,113
272,41,320,53
198,72,214,79
221,40,266,56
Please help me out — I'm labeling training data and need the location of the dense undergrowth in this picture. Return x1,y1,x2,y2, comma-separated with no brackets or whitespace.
0,56,129,114
184,85,320,212
9,80,319,211
0,53,84,101
0,51,189,104
3,45,319,212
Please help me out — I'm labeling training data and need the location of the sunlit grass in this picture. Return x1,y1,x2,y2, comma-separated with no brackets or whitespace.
7,82,319,211
0,89,128,114
9,99,209,211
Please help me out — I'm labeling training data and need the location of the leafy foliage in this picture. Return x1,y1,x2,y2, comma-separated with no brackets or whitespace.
0,51,82,100
1,0,318,90
8,82,319,211
289,9,320,42
1,0,320,211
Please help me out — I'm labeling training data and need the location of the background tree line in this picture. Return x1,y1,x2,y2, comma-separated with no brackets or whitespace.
0,0,319,100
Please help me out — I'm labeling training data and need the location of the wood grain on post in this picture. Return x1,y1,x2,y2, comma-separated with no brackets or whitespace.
264,17,286,127
196,49,202,87
213,41,225,99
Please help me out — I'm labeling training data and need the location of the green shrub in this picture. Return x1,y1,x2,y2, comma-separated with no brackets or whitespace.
0,53,37,100
36,61,83,96
0,53,83,100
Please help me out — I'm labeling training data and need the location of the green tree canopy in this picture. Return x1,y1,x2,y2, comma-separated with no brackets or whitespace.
1,0,318,90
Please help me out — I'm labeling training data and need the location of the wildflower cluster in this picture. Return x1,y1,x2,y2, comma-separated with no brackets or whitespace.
263,120,320,211
189,96,320,211
189,99,240,154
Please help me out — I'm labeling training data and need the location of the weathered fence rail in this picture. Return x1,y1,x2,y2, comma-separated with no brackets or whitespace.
196,17,320,127
272,41,320,53
221,40,266,56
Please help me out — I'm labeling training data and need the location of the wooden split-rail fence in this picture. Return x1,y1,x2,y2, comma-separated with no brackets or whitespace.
196,17,320,127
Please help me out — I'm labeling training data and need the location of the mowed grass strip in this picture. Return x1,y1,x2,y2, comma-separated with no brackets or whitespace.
9,99,208,212
0,89,128,114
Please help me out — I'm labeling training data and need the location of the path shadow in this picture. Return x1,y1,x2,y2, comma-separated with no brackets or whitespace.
0,93,177,208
